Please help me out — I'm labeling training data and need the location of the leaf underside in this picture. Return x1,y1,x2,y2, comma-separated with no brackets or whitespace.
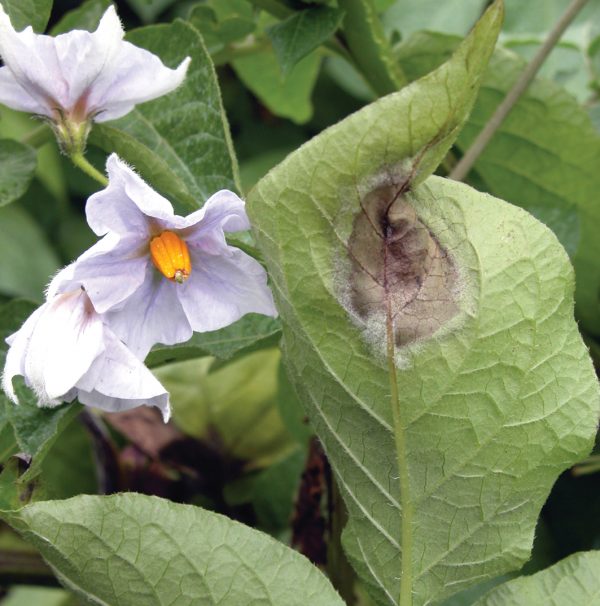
247,2,599,604
6,493,345,606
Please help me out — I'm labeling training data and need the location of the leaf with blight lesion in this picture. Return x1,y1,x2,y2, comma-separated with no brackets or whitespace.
247,1,600,604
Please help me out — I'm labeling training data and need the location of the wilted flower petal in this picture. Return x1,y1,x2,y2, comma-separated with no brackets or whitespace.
50,154,278,359
2,289,170,421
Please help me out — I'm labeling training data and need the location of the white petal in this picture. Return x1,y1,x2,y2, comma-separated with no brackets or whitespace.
85,154,176,236
52,6,124,110
90,47,190,122
176,190,250,257
76,328,170,421
185,189,249,233
177,246,278,333
1,305,44,402
0,66,48,115
103,265,192,359
48,233,149,314
0,7,62,116
24,290,105,403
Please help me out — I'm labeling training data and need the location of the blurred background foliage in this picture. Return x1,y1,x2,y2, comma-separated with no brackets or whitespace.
1,1,600,604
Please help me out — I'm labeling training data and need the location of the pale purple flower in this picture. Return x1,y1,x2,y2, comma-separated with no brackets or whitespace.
49,154,278,359
0,5,189,125
2,289,170,421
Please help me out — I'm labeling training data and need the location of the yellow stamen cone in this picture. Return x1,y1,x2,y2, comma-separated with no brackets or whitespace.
150,231,191,283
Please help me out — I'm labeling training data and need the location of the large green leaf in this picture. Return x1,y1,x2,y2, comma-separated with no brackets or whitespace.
0,0,52,32
90,19,240,212
247,5,600,605
473,551,600,605
5,493,345,606
383,0,488,38
0,140,37,207
395,32,600,336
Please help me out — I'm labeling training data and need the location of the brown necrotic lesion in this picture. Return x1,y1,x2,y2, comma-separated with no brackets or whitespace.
347,183,459,347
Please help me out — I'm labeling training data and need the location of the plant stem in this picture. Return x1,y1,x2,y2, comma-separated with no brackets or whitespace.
337,0,406,96
572,454,600,476
20,124,53,148
70,152,108,187
450,0,591,182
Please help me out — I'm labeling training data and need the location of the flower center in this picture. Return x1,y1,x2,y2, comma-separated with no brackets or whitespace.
150,231,191,284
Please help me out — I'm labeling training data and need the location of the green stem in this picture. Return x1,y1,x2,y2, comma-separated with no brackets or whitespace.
70,152,108,186
385,291,413,604
450,0,592,181
337,0,406,96
20,124,53,148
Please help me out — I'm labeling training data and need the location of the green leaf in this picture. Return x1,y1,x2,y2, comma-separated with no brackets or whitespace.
473,551,600,606
188,4,255,54
396,31,600,336
233,48,321,124
2,587,77,606
252,446,306,532
50,0,111,35
277,361,313,445
0,139,37,207
146,313,281,367
39,418,97,500
2,381,81,483
0,205,60,301
383,0,488,38
267,6,345,74
126,0,177,23
155,348,295,468
0,0,52,32
5,493,346,606
90,19,240,212
460,51,600,336
247,6,600,605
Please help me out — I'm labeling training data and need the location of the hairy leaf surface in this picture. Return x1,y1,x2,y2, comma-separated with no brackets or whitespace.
248,4,600,604
6,493,345,606
396,32,600,336
90,20,240,211
474,551,600,605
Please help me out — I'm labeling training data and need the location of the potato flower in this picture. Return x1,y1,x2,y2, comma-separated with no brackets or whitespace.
49,154,278,359
0,5,189,152
2,289,170,420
